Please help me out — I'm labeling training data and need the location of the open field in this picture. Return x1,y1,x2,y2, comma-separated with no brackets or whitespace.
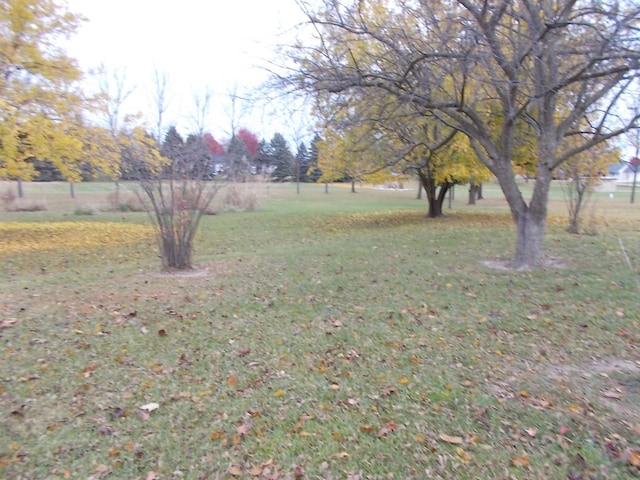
1,181,640,479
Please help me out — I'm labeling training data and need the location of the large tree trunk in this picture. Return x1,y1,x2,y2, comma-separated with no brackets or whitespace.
500,165,552,269
418,171,450,218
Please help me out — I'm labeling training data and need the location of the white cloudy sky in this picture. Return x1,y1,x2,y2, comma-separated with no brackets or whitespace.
65,0,311,143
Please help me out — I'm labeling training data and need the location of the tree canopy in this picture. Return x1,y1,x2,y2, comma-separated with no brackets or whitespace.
289,0,640,268
0,0,90,182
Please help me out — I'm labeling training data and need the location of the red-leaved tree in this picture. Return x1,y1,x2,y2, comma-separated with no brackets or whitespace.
204,133,225,155
237,128,259,158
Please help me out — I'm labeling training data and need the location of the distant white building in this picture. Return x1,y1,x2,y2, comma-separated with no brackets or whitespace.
608,162,638,183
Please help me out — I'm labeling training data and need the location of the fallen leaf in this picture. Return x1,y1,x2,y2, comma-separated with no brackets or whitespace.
398,377,409,384
333,452,349,459
456,447,472,462
511,455,529,467
228,464,243,476
145,472,159,480
249,465,264,476
381,387,396,397
274,390,286,397
227,376,238,387
525,428,537,437
559,424,570,436
602,389,623,400
210,431,225,440
0,319,17,329
140,403,159,412
236,423,252,435
628,450,640,468
439,434,464,444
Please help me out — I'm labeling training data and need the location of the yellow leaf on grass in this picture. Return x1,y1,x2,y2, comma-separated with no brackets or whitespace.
511,455,530,467
399,377,409,384
275,390,285,397
456,447,472,462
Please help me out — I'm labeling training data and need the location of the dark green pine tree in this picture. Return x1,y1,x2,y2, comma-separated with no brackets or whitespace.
161,126,185,161
269,133,294,181
160,126,185,177
226,135,250,181
255,139,272,174
295,141,310,183
308,133,323,183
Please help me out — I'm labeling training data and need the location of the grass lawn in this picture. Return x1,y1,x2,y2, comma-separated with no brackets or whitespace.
1,180,639,479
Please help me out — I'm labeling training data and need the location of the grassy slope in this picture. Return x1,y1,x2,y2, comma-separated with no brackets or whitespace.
1,181,639,479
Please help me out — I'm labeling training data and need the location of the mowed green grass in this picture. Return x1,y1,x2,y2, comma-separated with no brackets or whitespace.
1,181,640,479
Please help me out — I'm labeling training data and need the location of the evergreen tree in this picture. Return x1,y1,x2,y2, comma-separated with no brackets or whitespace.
269,133,294,181
308,134,323,182
255,139,272,174
160,126,185,162
227,135,250,181
295,142,310,183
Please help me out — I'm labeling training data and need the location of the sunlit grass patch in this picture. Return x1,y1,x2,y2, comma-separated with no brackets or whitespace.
0,221,153,256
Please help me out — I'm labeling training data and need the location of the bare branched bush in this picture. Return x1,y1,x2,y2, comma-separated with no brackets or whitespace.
123,129,220,271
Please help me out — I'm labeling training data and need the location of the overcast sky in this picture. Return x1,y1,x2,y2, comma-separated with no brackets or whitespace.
65,0,311,144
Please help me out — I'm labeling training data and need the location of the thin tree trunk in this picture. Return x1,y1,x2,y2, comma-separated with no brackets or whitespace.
351,179,356,193
17,178,23,198
468,181,478,205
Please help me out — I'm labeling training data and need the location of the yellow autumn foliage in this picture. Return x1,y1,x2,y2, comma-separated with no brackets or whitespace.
0,222,153,256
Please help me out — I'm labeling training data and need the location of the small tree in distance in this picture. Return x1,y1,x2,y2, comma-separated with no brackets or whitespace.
124,127,221,271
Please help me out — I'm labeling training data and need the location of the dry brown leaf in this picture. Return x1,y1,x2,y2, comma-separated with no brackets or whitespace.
249,465,264,476
0,319,17,329
439,433,464,445
228,464,243,476
236,423,252,435
602,389,623,400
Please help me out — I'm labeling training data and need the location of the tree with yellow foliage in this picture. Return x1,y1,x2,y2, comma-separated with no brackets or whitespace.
0,0,112,194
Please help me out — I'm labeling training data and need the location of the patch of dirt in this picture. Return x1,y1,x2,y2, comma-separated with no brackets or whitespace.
150,260,233,279
550,358,640,421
